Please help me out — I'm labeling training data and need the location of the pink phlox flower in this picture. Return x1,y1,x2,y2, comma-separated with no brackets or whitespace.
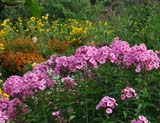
96,96,117,114
52,111,60,117
121,87,137,100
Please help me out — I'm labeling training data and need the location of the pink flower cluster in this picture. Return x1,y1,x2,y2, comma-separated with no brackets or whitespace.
109,37,160,72
53,37,159,75
0,98,23,123
61,77,77,88
54,56,78,75
123,43,160,72
109,37,130,64
131,116,150,123
121,87,138,100
0,111,8,123
3,63,55,100
75,46,110,68
96,96,117,114
53,45,110,75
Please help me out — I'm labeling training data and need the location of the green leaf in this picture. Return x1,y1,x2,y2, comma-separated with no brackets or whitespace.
2,0,25,6
25,0,41,18
69,115,76,121
2,0,25,3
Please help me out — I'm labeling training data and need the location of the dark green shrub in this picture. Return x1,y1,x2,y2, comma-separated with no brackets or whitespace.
39,0,104,20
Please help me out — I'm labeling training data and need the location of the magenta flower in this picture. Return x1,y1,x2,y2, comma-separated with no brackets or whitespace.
109,37,130,64
0,98,24,122
96,96,117,114
123,43,160,72
131,116,150,123
52,111,60,117
0,111,8,123
121,87,138,100
139,116,149,123
105,108,113,114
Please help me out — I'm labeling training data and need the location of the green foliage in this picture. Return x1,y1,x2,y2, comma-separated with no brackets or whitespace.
25,0,41,18
1,0,41,19
2,0,25,4
0,4,29,20
40,0,104,20
0,0,104,20
107,0,160,50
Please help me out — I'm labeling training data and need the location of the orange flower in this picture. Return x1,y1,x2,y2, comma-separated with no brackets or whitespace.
0,52,45,74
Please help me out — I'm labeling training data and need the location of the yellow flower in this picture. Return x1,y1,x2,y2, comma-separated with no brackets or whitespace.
42,16,48,20
0,89,2,94
0,30,6,35
0,79,3,83
0,43,4,47
37,20,44,27
18,17,23,23
70,26,86,35
2,93,10,99
1,19,10,27
0,88,10,99
30,17,36,22
0,47,5,50
32,62,37,68
0,43,5,51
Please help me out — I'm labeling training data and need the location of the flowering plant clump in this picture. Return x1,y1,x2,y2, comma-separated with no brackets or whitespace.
108,37,160,72
121,87,138,100
96,96,118,114
131,116,150,123
0,37,159,122
53,37,159,75
0,52,45,74
3,63,55,100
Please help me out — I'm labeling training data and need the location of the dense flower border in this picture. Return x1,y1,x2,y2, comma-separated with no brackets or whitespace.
1,37,160,122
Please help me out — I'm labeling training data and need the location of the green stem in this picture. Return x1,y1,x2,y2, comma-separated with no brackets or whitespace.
43,91,48,122
85,84,88,123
